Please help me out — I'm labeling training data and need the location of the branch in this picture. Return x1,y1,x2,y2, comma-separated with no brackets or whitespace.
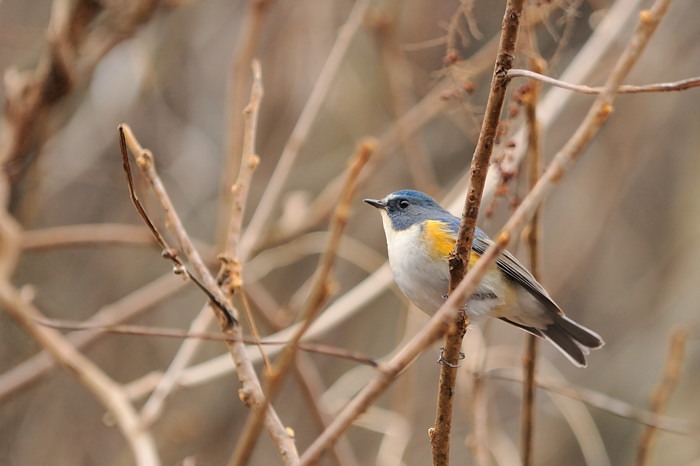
433,1,525,463
508,69,700,94
1,0,163,184
636,327,688,465
34,317,378,368
231,138,374,465
0,281,160,465
237,0,371,260
520,18,545,466
118,123,299,464
217,0,275,246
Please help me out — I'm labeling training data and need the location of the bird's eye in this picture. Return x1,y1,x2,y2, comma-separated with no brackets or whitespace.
398,199,409,209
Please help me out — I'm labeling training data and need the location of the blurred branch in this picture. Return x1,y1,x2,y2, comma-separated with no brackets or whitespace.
0,281,160,465
34,317,378,368
21,224,156,250
238,0,371,260
231,138,374,465
119,124,299,464
434,1,525,464
488,367,695,437
0,273,185,402
508,69,700,94
636,327,688,466
218,0,276,246
373,3,440,195
520,15,545,466
0,0,163,184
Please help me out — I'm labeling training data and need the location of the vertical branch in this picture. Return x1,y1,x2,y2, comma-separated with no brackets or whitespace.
636,327,687,466
238,0,371,260
373,1,440,195
217,0,275,246
520,9,545,465
432,1,525,464
229,140,374,466
120,114,299,463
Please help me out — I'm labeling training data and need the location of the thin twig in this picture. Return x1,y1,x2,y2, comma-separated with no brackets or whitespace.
231,139,374,466
141,60,266,427
487,367,694,437
433,2,525,464
520,17,545,466
119,124,299,464
237,0,371,261
119,125,238,326
508,69,700,95
33,317,378,368
373,2,440,195
217,0,275,246
0,273,185,402
636,327,688,466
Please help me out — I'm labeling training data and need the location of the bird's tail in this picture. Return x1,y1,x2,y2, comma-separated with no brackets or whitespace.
541,314,604,367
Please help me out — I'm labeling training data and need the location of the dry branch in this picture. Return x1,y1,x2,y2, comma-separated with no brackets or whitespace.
238,0,370,260
0,281,160,465
119,123,298,464
231,138,374,465
1,0,163,184
508,69,700,95
636,327,688,466
433,2,525,464
520,19,545,466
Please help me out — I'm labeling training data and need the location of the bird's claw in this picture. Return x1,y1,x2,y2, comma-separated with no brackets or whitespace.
437,347,465,368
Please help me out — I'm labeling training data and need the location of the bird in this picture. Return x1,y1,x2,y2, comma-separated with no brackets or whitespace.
364,189,604,367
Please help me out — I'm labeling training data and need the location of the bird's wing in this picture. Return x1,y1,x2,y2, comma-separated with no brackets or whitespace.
471,228,563,315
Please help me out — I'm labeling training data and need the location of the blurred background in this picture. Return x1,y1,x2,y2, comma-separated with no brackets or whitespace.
1,0,699,464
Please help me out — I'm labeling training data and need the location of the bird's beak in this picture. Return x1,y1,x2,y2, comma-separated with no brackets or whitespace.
363,198,385,209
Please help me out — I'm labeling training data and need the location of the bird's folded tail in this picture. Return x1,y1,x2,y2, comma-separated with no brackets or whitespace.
500,314,604,367
541,314,604,367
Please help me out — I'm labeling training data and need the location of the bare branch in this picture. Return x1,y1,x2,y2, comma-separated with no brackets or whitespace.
232,138,374,465
508,69,700,94
118,124,299,464
0,281,160,465
636,327,689,465
433,1,525,463
238,0,371,260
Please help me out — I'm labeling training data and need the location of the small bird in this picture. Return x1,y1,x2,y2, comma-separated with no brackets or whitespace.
364,189,603,367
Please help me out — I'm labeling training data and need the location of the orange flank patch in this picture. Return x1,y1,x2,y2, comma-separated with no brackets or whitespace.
422,220,484,264
422,220,456,259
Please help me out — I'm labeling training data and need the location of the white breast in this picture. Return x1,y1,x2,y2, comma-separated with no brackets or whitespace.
381,215,450,314
381,212,506,319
